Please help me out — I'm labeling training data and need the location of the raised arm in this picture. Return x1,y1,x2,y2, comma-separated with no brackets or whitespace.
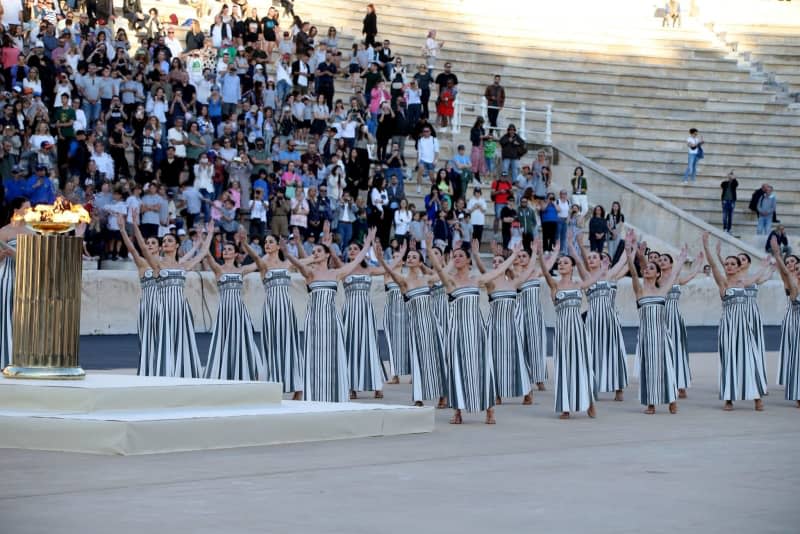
608,249,629,281
182,222,216,271
205,249,224,278
678,251,705,285
131,217,161,270
567,234,591,281
374,241,407,292
241,239,268,276
472,239,487,274
335,227,377,279
178,230,206,265
769,237,798,298
118,215,149,270
741,257,774,287
292,228,307,259
661,245,688,289
478,246,519,286
702,232,727,291
280,238,314,281
573,231,591,274
426,233,456,292
537,239,558,294
625,241,642,299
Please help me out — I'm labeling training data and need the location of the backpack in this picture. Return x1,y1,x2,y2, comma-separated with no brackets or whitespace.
749,188,764,213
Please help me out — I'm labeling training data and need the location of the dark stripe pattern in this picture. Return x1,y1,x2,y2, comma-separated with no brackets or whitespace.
586,280,628,394
446,287,495,412
342,275,385,392
665,285,691,389
406,286,448,401
154,269,202,377
553,289,595,413
304,281,349,402
487,291,531,397
718,288,766,401
136,268,159,376
204,273,265,380
261,269,303,392
745,285,769,393
516,279,548,383
385,282,411,376
636,296,677,406
779,297,800,401
431,282,449,341
0,239,15,369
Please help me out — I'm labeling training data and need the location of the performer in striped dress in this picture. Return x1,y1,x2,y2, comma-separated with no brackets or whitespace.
658,251,705,398
626,235,688,414
703,232,770,411
571,237,630,401
513,247,558,395
375,243,448,407
473,240,539,405
119,216,162,376
281,228,377,402
243,236,304,399
429,237,520,425
203,243,264,380
0,198,34,370
769,238,800,407
384,278,411,383
740,254,773,395
538,240,602,419
428,246,450,337
133,221,214,377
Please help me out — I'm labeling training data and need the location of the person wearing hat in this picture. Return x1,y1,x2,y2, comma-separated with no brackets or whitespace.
219,62,241,117
2,165,30,205
26,164,56,206
499,124,526,181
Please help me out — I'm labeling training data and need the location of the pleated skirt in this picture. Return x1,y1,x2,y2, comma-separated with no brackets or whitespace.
0,254,14,370
385,284,411,376
304,283,349,402
779,301,800,401
665,291,691,389
342,286,385,392
446,289,495,412
516,281,548,383
155,283,202,378
204,281,264,380
553,292,595,413
136,278,159,376
586,289,628,393
487,292,531,398
718,292,765,401
637,297,677,406
406,288,448,401
261,277,303,392
745,293,769,393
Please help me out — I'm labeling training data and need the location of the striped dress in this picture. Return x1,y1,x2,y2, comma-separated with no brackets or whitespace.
204,273,264,380
0,239,16,370
516,279,548,384
552,289,595,413
718,287,766,401
487,290,531,398
384,281,411,377
744,284,769,392
136,268,160,376
586,280,628,394
261,269,303,392
405,286,448,402
778,296,800,401
303,280,349,402
431,282,449,338
636,296,678,406
155,269,202,378
665,284,691,389
342,275,385,392
446,286,496,412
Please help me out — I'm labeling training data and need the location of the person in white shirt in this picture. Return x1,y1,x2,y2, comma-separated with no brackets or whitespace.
102,189,129,260
91,141,115,179
682,127,704,184
71,97,87,132
466,187,488,242
167,117,189,158
423,29,445,74
248,187,269,239
393,198,413,243
164,27,183,59
415,126,439,193
193,154,215,222
555,189,571,255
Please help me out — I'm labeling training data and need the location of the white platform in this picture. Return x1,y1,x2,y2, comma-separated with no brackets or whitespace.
0,375,435,455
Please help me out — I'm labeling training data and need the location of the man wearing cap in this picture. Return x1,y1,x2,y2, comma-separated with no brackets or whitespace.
219,63,241,117
36,141,57,175
2,166,29,205
499,124,526,182
26,164,56,206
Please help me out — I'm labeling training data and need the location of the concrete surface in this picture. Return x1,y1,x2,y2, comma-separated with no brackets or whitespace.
0,351,797,533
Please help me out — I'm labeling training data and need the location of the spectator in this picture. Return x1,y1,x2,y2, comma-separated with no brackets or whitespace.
588,205,609,253
362,4,378,47
516,196,537,251
290,187,310,237
394,198,413,244
606,201,625,258
467,187,488,243
140,182,167,238
499,124,526,181
756,184,776,235
682,127,703,184
766,225,791,256
484,75,505,130
720,171,738,234
422,30,444,75
540,193,559,252
490,171,513,233
555,190,571,255
415,125,439,193
571,166,588,216
663,0,681,27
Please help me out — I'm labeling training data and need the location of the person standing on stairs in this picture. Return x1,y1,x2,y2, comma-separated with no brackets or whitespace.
682,128,703,184
720,171,738,234
362,4,378,47
484,75,505,132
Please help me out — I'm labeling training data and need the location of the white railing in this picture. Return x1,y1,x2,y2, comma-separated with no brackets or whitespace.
453,96,552,145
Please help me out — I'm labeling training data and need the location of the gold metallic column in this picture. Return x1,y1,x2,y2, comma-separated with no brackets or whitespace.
3,234,85,379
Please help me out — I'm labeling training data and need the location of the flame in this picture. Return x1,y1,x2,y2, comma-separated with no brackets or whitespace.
13,197,91,230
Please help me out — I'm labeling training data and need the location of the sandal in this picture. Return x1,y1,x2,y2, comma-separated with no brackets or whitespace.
436,397,448,409
668,402,678,414
587,404,597,418
614,390,624,402
449,411,463,425
374,390,384,399
485,408,496,425
678,388,687,399
349,390,357,400
388,376,400,385
522,393,533,405
291,391,303,401
559,412,570,420
414,400,424,407
754,399,764,411
495,396,502,405
723,401,734,411
536,382,546,392
644,405,655,415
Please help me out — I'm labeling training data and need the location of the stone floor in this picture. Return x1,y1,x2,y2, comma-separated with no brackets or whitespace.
0,352,797,534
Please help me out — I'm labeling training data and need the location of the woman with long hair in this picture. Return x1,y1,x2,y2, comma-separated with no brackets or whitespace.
368,175,392,246
380,244,411,386
702,232,771,411
362,3,378,47
470,117,488,182
203,241,265,380
769,239,800,407
626,234,687,414
538,241,602,419
281,228,378,402
606,201,625,259
587,205,608,253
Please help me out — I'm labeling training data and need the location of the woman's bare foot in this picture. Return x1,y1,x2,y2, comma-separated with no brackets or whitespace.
559,411,570,420
485,407,496,425
587,404,596,418
436,396,448,409
796,400,800,409
495,396,502,405
522,393,533,405
374,390,384,399
723,400,734,411
614,390,624,402
644,405,656,415
536,382,546,391
349,390,357,400
291,391,303,401
414,400,424,407
669,401,678,414
678,388,687,399
388,376,400,385
754,398,764,411
449,410,463,424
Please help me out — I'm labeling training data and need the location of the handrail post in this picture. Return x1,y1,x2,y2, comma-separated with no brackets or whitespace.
453,95,460,134
545,104,552,145
519,101,526,141
480,96,488,123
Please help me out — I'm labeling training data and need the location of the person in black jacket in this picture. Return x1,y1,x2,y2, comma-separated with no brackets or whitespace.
362,4,378,47
720,171,738,233
391,98,411,166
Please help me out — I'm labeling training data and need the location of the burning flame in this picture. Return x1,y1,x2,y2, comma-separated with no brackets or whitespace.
13,197,91,232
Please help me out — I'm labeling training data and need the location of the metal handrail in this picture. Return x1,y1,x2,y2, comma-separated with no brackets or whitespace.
453,96,552,145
